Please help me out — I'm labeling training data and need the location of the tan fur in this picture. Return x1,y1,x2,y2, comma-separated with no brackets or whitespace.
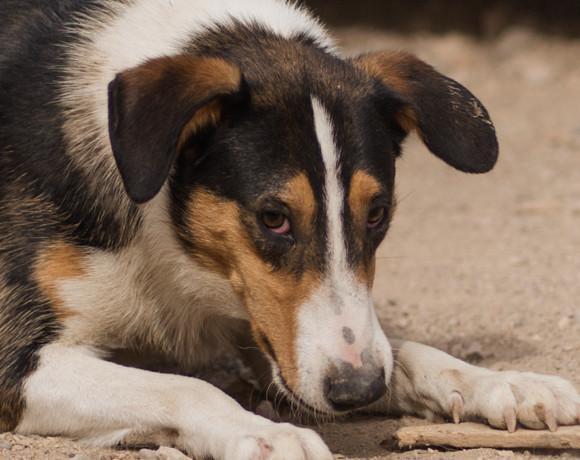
348,171,382,226
177,99,223,151
34,242,87,320
280,173,316,233
185,185,322,390
354,52,411,93
353,51,419,134
348,171,382,287
122,56,241,104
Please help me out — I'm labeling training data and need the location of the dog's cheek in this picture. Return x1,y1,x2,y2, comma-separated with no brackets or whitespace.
183,188,247,279
184,187,323,391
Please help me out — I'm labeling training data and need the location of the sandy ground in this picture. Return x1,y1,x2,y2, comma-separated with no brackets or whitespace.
1,28,580,460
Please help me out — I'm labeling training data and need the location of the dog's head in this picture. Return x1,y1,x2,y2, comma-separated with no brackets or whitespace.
108,38,497,414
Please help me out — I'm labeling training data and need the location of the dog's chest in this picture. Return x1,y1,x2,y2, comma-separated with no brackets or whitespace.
55,236,247,367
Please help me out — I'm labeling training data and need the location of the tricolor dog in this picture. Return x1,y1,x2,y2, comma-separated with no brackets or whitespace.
0,0,578,458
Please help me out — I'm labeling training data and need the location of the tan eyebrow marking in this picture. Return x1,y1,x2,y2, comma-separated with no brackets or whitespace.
279,173,316,232
348,171,382,288
348,170,382,227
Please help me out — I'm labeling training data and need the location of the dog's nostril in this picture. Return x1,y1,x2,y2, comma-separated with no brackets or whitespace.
324,365,386,412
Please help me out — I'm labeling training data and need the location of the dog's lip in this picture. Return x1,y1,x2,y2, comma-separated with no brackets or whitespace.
269,360,340,417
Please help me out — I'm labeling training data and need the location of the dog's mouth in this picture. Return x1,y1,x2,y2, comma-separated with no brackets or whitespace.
266,357,338,418
254,333,329,415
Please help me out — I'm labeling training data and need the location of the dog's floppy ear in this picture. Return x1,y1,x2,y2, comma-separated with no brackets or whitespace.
108,55,242,203
353,51,498,173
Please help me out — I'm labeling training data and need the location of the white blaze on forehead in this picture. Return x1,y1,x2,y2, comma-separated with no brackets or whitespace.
308,97,377,350
311,97,349,285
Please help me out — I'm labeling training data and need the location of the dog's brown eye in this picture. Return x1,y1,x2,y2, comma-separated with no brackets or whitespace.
367,207,386,229
262,212,291,235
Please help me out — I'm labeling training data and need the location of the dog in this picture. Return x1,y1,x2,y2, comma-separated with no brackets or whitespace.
1,0,578,458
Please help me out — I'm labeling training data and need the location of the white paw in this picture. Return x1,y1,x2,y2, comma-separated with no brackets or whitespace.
444,370,580,431
225,422,332,460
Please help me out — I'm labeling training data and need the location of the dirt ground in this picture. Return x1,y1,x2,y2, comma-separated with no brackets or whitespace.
1,28,580,460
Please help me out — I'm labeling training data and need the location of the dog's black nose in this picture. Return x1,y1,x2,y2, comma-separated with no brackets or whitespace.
323,362,387,411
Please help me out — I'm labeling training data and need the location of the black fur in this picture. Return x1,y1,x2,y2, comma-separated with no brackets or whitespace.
396,59,498,173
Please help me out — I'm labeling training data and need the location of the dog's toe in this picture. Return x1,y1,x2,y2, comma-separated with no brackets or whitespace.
225,422,332,460
462,371,580,431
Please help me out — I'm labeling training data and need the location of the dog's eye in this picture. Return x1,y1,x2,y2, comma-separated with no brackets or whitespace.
262,212,291,235
367,207,386,229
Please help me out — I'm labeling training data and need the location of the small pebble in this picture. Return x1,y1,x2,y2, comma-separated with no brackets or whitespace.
558,317,570,329
396,317,410,328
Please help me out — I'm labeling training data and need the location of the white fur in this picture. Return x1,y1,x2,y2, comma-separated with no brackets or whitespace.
288,98,393,412
16,344,332,459
311,97,347,280
55,187,246,366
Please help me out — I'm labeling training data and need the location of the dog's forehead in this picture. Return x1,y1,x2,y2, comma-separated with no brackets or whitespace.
191,39,398,217
189,23,400,197
219,98,393,208
261,64,395,184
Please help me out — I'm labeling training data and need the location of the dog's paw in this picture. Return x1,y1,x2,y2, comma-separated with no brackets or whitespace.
225,422,332,460
444,370,580,431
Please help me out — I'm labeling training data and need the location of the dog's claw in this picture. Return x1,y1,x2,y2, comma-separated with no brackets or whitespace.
534,404,558,432
547,415,558,432
504,408,517,433
450,391,464,424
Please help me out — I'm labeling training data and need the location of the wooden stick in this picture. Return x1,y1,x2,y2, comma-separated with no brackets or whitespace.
395,423,580,450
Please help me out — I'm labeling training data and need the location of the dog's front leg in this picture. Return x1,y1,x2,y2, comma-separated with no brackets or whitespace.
384,340,580,431
16,344,332,460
